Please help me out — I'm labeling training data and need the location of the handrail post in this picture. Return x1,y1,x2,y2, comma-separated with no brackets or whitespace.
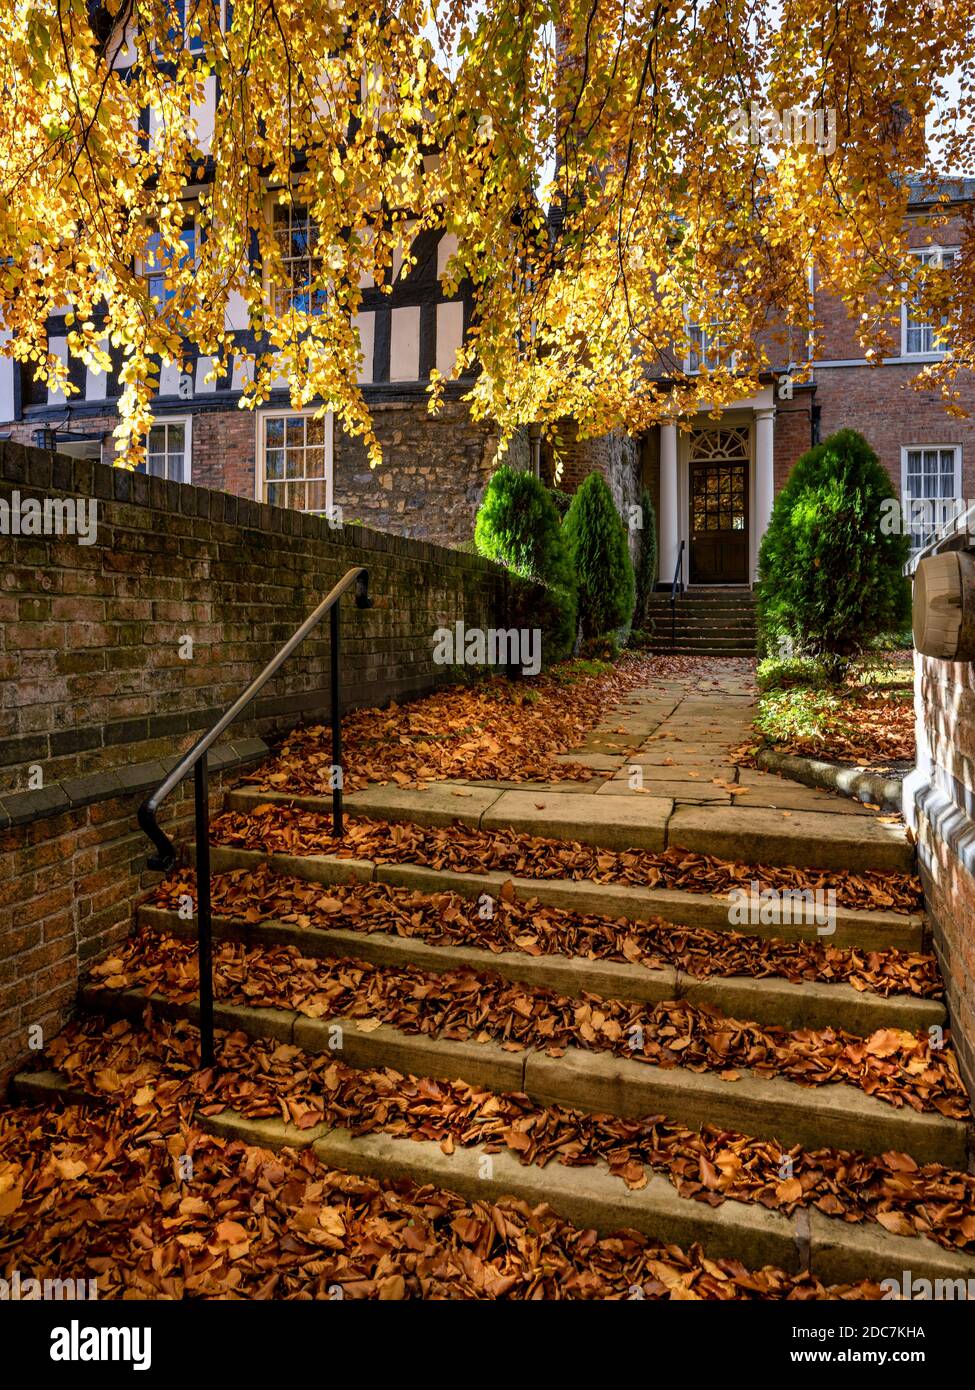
194,754,215,1067
330,602,343,837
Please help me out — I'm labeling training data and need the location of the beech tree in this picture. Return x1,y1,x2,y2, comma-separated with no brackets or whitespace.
1,0,974,467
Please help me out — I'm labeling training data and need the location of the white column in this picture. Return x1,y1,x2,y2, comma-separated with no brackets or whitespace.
658,422,680,587
753,407,775,581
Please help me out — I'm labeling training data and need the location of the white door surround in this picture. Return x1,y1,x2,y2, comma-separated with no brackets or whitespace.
657,386,776,587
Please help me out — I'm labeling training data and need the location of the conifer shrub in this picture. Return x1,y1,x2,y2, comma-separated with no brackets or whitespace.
562,471,636,639
475,465,577,662
757,429,911,682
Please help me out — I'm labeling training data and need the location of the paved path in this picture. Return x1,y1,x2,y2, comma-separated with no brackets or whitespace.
335,667,916,872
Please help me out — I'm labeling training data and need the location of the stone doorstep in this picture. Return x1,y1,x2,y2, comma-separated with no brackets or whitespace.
75,987,968,1168
137,904,946,1036
200,843,927,953
667,805,915,874
16,1073,975,1287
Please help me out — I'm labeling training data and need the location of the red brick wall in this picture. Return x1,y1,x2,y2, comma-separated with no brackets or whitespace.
0,437,522,1092
0,768,240,1091
812,365,975,500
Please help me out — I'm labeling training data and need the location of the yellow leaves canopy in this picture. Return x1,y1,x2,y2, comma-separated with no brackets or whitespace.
0,0,973,465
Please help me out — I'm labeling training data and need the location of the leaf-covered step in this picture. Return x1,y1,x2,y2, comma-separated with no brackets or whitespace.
12,1016,975,1287
76,934,970,1165
137,892,945,1036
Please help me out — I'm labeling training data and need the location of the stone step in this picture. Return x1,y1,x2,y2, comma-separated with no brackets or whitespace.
137,903,944,1035
223,784,914,872
16,1067,975,1288
70,985,970,1166
200,839,926,951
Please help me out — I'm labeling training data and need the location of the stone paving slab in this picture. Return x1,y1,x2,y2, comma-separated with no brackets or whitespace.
345,784,501,827
667,804,914,872
595,781,732,802
481,789,672,850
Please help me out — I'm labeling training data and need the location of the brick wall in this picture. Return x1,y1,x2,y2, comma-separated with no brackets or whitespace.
3,392,510,550
0,438,521,1088
906,651,975,1101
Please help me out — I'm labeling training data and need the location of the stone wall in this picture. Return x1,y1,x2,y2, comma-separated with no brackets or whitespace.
0,438,520,1087
905,650,975,1101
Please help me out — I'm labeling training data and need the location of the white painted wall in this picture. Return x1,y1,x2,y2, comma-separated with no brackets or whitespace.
389,306,420,381
435,301,464,377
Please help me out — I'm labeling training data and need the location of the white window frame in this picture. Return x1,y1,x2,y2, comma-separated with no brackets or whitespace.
267,196,326,316
901,246,958,359
683,317,737,374
144,415,192,484
900,443,962,554
256,407,334,516
140,214,199,306
155,0,232,51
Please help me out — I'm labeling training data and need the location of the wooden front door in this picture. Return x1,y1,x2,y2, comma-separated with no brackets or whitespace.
688,427,749,584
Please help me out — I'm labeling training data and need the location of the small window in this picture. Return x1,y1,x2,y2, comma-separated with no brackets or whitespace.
156,0,231,52
141,419,190,482
260,411,333,512
272,202,326,314
902,248,956,357
686,321,735,373
902,446,961,553
144,224,196,304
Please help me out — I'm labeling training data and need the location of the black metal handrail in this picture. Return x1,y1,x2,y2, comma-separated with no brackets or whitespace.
670,540,685,647
137,566,371,1065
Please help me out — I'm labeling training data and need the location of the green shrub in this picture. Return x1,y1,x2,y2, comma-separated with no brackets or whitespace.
475,465,575,590
475,465,577,665
562,471,636,639
548,487,573,519
508,576,577,665
633,488,658,625
756,429,911,682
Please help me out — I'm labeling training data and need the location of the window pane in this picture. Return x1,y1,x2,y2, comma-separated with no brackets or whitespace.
266,417,284,447
306,479,328,510
286,417,304,447
168,423,185,450
265,448,283,480
303,446,325,478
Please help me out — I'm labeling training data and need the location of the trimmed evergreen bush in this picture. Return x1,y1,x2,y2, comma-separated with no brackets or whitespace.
756,429,911,682
475,465,574,589
548,487,573,519
633,487,658,625
475,464,577,663
562,471,636,639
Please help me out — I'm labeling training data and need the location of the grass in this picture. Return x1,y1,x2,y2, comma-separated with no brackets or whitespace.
753,649,915,763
